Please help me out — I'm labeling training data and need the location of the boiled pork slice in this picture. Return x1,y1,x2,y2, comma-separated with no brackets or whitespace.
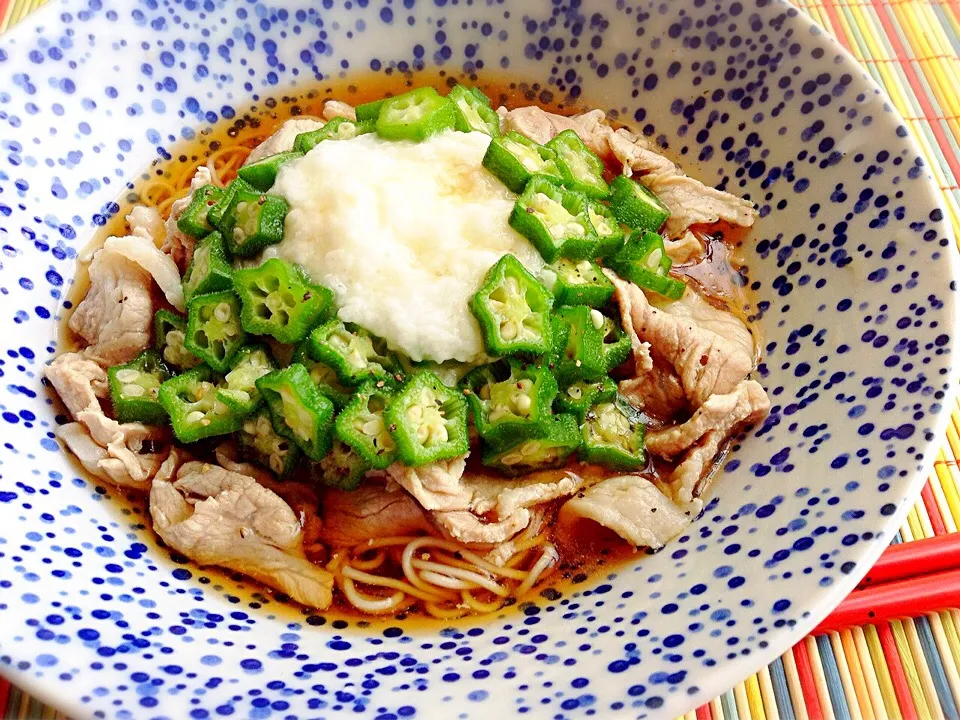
559,475,692,550
214,443,325,559
244,117,325,165
322,100,357,121
127,205,165,246
45,352,167,491
319,480,433,547
646,379,770,506
69,245,153,367
388,457,584,544
608,272,755,420
150,461,334,608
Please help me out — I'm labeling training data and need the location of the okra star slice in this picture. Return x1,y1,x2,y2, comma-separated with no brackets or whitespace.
469,254,554,357
256,363,335,461
236,150,303,191
307,320,401,387
482,132,563,193
293,117,375,153
334,382,397,469
609,230,687,300
607,174,671,232
176,185,222,240
234,258,335,344
447,84,500,137
107,350,171,425
482,412,581,476
154,309,201,370
292,342,352,410
184,290,247,372
555,376,617,418
546,129,609,199
541,258,615,308
182,231,233,302
355,98,386,121
552,305,608,383
316,439,371,490
216,344,277,416
579,399,646,470
463,359,559,447
510,175,599,262
207,177,256,229
158,365,242,443
239,409,302,478
385,371,469,467
375,87,457,142
587,201,626,258
218,189,289,258
600,315,632,371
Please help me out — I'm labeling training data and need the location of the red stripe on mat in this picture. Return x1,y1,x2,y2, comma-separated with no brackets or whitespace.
869,0,960,184
877,623,919,717
921,483,947,535
696,704,712,720
793,641,826,720
820,0,853,52
0,678,11,716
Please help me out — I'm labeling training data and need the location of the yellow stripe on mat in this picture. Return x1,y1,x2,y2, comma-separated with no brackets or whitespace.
864,625,903,720
840,628,879,720
744,674,765,720
889,619,933,719
735,681,754,720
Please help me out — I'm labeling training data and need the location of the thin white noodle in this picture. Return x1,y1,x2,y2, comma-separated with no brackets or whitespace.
350,549,387,572
342,565,455,603
341,577,408,614
515,544,559,597
461,589,503,614
501,534,548,570
418,570,478,591
432,550,485,573
402,537,529,581
400,548,459,597
412,559,509,596
425,602,470,620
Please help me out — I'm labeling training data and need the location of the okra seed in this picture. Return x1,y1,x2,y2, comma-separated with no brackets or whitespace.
213,302,232,322
116,369,141,383
590,309,605,330
122,383,145,398
185,410,206,424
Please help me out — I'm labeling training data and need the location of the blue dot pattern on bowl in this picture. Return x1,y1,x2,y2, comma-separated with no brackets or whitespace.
0,0,955,718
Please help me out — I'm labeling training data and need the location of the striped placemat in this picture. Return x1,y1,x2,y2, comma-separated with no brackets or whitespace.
0,0,958,718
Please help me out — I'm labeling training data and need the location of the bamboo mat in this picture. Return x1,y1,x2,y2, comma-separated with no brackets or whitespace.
0,0,959,718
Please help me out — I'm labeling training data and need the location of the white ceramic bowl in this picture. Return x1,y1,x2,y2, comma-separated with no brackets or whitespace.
0,1,955,717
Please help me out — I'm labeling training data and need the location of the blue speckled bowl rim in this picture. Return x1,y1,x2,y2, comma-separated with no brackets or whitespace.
0,0,957,717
